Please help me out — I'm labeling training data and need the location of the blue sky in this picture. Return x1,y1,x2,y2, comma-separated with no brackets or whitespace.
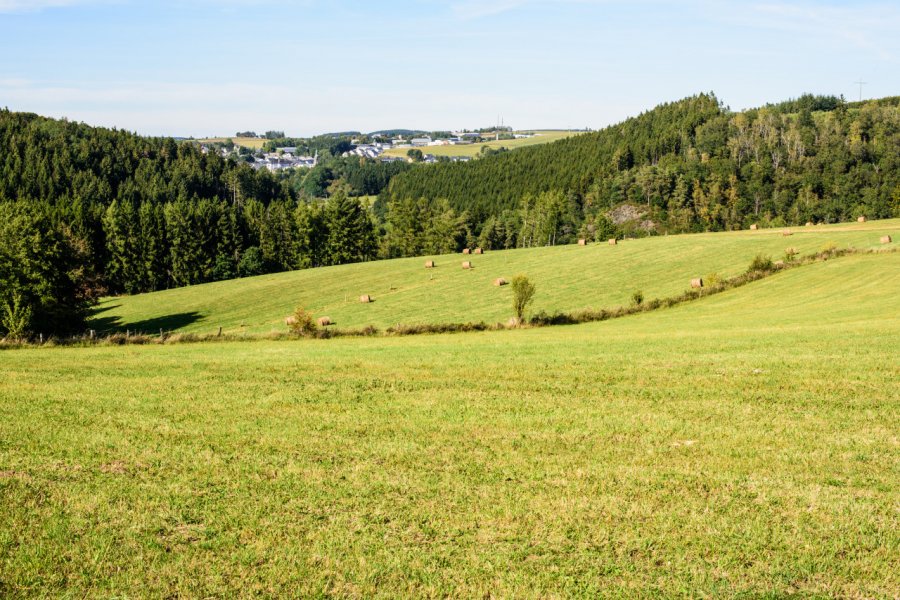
1,0,897,136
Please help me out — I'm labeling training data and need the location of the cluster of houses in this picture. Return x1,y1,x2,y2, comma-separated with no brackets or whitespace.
201,129,533,171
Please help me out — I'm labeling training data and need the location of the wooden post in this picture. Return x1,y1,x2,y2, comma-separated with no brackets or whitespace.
217,326,222,337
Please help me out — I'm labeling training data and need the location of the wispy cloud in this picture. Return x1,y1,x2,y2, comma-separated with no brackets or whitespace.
0,0,93,12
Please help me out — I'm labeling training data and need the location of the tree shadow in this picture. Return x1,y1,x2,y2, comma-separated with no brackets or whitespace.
88,311,204,335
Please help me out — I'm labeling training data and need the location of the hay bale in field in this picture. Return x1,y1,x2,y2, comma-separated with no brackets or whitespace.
782,230,793,236
774,260,785,267
493,277,508,286
881,235,892,244
805,221,813,227
473,247,483,255
462,248,471,255
578,238,586,246
608,238,617,245
462,261,472,270
690,278,703,289
424,260,435,268
317,316,332,327
858,216,867,223
750,224,758,230
284,315,298,326
359,294,371,303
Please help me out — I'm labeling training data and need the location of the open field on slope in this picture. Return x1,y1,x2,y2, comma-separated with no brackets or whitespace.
2,252,898,597
193,137,268,149
90,219,900,336
382,130,582,158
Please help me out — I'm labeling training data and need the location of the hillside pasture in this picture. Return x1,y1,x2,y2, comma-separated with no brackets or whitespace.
90,219,900,336
382,130,581,158
194,137,268,149
2,252,898,596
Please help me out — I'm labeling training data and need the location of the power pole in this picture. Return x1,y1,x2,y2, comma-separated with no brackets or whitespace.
854,79,867,102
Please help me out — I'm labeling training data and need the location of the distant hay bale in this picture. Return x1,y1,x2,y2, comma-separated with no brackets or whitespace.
774,260,785,267
424,260,435,268
578,238,586,246
858,216,867,223
473,247,483,254
750,224,758,230
317,316,332,327
690,278,703,289
462,261,472,270
359,294,371,303
881,235,892,244
493,277,508,286
462,248,471,255
782,230,793,236
608,238,617,245
805,221,813,227
284,316,298,326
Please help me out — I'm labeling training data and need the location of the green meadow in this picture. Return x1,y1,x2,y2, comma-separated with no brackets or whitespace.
91,219,900,336
195,137,268,149
1,251,898,596
382,130,581,158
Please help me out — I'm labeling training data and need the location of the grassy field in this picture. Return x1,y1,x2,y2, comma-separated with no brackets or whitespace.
1,251,898,596
194,137,268,149
90,219,900,336
382,130,582,158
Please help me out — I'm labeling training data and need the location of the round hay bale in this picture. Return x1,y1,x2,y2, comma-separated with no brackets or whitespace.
424,260,435,268
284,316,298,326
805,221,813,227
690,278,703,289
473,247,483,255
317,316,332,327
750,224,758,230
493,277,508,286
462,261,472,270
359,294,371,303
462,248,471,255
608,238,617,245
858,216,867,223
578,238,586,246
881,235,892,244
774,260,785,267
782,230,793,236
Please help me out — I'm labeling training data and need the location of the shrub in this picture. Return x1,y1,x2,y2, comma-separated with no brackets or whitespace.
1,291,32,340
631,290,644,306
704,272,722,287
748,254,774,273
784,247,798,262
820,242,838,256
510,275,536,323
286,307,318,336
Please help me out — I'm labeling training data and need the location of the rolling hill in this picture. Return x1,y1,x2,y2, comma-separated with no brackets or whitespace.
4,243,898,596
90,218,899,335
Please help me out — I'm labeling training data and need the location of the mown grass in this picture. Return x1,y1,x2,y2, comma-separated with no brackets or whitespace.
91,218,900,336
382,130,581,158
2,252,898,596
194,137,268,149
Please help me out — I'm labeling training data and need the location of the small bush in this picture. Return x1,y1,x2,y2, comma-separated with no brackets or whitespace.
286,307,318,336
748,254,774,273
511,275,536,322
820,242,838,256
631,290,644,306
784,247,798,262
704,273,722,288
